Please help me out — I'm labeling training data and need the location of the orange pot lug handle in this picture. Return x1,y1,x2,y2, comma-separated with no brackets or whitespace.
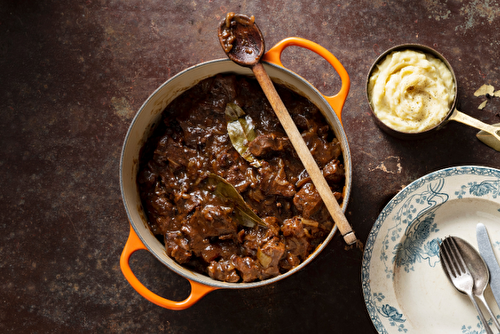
262,37,350,126
120,225,217,310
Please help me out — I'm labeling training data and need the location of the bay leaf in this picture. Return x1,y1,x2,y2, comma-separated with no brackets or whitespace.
478,100,488,110
225,102,246,122
474,84,495,97
225,103,262,168
209,173,267,228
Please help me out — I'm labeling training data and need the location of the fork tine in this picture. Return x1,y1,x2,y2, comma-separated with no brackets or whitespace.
441,238,458,277
449,236,468,274
444,237,461,275
440,239,452,275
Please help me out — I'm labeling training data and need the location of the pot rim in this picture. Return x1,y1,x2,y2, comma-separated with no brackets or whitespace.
365,43,458,140
120,57,352,289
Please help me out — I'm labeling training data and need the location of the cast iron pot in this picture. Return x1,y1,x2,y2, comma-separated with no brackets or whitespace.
120,37,352,310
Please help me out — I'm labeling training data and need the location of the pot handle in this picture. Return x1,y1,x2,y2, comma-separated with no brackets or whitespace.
120,225,217,310
262,37,350,126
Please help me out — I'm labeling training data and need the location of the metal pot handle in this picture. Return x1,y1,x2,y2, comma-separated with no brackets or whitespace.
120,225,217,310
262,37,350,126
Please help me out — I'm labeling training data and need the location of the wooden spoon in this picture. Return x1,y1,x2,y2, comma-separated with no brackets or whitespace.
217,13,357,245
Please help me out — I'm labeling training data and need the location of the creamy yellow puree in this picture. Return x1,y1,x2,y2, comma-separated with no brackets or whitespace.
368,49,455,133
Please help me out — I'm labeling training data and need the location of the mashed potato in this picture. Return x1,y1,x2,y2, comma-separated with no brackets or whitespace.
368,49,455,133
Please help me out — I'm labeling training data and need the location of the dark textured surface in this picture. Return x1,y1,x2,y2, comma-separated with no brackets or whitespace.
2,0,500,333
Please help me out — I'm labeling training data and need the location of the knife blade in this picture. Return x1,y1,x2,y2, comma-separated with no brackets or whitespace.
477,223,500,309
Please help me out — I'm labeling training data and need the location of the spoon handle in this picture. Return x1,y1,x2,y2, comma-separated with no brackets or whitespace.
449,108,500,142
466,291,494,334
251,62,356,245
476,293,500,332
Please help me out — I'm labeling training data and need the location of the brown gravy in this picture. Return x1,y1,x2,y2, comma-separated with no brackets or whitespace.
137,74,345,282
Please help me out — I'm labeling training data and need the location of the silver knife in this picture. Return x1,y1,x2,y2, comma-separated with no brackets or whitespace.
477,223,500,309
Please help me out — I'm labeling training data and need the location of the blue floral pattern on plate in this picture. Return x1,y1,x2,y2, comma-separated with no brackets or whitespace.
362,166,500,334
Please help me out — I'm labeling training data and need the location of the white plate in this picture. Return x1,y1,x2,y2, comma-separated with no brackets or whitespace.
362,166,500,333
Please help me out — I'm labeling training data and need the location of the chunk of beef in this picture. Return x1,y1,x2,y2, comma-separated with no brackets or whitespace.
149,216,172,235
294,158,344,190
292,113,309,131
209,74,238,105
222,160,253,193
180,113,225,148
211,144,256,193
262,216,281,239
247,133,291,157
208,259,240,283
302,129,342,167
137,166,157,187
242,227,267,255
240,216,280,255
281,217,310,263
164,231,192,264
147,193,174,217
180,205,237,256
258,158,296,197
285,236,309,262
201,240,242,263
196,205,237,237
144,195,175,235
323,159,345,184
258,237,285,278
232,256,261,282
201,244,221,263
153,135,198,169
281,217,305,238
200,205,235,231
293,183,323,218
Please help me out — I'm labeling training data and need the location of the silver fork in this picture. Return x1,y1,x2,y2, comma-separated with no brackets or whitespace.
440,236,494,334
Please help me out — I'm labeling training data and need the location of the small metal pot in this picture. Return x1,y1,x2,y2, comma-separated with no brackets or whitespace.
119,37,352,310
366,44,457,140
366,44,500,145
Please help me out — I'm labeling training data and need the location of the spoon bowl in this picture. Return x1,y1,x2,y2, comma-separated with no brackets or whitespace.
218,13,264,66
447,237,489,296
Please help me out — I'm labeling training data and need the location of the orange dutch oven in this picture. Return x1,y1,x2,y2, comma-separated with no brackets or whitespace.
120,37,352,310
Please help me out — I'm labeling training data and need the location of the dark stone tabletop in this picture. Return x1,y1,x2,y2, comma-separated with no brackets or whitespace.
2,1,500,333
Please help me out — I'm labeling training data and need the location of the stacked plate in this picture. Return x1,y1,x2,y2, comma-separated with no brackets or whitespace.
362,166,500,333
